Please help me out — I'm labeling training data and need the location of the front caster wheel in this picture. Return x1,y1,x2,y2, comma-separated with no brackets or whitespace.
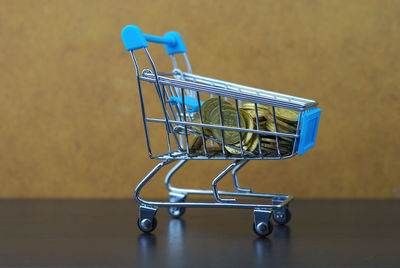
168,206,186,217
253,219,273,237
137,217,157,233
272,207,292,225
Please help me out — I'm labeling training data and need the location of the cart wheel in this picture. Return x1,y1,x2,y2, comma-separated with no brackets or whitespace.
272,207,292,225
137,217,157,233
168,206,186,218
253,219,273,237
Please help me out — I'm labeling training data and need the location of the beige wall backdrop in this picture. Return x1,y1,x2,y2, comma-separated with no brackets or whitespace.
0,0,399,199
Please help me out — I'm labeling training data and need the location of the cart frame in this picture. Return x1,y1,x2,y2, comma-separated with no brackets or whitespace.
121,25,321,236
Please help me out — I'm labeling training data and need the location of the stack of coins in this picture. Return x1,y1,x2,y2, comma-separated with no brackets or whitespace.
201,98,245,145
241,103,298,156
189,98,245,152
188,98,298,156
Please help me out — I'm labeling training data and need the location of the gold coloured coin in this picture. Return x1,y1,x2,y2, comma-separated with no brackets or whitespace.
273,107,299,124
264,112,297,133
239,109,254,145
189,135,203,151
190,117,213,136
247,133,260,153
241,103,270,119
201,98,235,123
224,109,255,154
265,121,295,134
209,106,245,145
261,137,292,144
261,134,295,143
243,102,299,125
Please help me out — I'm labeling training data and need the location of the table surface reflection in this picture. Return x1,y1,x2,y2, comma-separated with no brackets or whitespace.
0,199,399,267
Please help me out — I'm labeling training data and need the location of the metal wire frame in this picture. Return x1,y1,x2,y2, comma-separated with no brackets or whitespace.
134,158,293,209
134,74,310,160
128,46,314,214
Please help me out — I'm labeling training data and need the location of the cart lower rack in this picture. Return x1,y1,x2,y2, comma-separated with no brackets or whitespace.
121,25,321,237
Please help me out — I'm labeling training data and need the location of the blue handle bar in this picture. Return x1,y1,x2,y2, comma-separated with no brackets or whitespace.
121,25,187,55
144,34,175,46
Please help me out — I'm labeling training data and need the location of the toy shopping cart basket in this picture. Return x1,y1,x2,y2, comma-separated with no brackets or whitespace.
121,25,321,237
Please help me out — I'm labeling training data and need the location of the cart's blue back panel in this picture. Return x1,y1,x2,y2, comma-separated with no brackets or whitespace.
298,108,321,155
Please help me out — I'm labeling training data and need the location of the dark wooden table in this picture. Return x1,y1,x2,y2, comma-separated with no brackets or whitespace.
0,199,399,267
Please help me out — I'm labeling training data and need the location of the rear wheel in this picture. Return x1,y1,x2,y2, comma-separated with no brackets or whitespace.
272,207,291,225
168,206,186,217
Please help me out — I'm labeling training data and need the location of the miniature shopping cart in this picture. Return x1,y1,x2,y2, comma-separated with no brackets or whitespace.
121,25,321,237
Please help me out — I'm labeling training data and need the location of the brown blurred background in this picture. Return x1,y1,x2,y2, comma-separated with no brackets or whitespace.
0,0,399,199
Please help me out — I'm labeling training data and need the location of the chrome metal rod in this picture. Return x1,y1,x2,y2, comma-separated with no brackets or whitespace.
178,71,315,106
143,49,183,152
180,88,190,155
163,160,291,201
134,159,176,204
183,53,192,74
130,51,153,157
232,160,252,193
196,91,208,156
165,159,187,192
212,161,240,203
146,118,299,139
152,150,296,160
140,73,318,111
254,103,263,155
137,194,294,210
135,160,294,210
169,188,290,199
217,96,226,155
291,110,303,155
234,99,244,156
272,106,281,156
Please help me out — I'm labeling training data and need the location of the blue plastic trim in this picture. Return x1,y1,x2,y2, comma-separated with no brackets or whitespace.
121,25,148,51
297,108,321,155
169,96,203,113
163,32,187,55
121,25,187,55
144,34,175,46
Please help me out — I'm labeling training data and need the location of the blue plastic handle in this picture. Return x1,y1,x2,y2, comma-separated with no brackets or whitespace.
144,34,175,46
169,96,203,113
121,25,187,55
